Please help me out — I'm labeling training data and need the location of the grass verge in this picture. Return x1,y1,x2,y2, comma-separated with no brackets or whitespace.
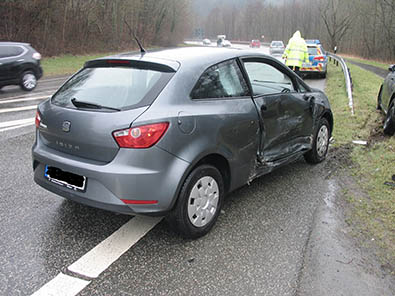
41,52,120,77
326,62,395,266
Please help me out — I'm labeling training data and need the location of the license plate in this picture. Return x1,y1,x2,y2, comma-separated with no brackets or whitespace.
44,165,87,192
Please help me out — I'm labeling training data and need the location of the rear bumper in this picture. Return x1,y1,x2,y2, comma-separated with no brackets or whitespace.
36,65,43,80
270,49,284,55
300,63,327,75
32,131,190,215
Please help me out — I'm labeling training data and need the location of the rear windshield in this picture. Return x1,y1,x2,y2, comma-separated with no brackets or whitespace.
308,46,318,55
51,67,172,110
271,41,283,47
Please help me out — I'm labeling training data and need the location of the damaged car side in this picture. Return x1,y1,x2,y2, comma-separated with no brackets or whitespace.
32,47,333,238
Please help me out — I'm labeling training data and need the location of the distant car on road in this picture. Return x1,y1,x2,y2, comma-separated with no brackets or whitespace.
377,64,395,135
269,41,285,55
300,43,328,78
202,39,211,46
0,42,43,91
32,47,333,238
250,40,261,48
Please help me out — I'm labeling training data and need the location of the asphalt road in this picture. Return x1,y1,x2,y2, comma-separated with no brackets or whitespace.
0,47,336,296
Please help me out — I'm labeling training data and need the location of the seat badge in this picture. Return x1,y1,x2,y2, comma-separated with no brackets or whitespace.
62,121,71,132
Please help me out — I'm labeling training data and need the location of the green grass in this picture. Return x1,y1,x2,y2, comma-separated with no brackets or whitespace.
326,62,395,264
41,52,119,77
342,55,391,71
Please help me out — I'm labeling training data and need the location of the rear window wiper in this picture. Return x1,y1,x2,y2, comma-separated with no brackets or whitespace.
71,98,121,111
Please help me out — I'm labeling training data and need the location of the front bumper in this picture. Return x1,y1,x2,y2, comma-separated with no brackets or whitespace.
32,131,190,215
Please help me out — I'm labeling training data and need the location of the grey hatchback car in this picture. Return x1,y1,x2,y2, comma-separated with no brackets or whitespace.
33,47,333,238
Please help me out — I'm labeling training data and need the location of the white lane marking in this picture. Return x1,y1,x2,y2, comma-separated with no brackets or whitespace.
0,122,34,132
68,216,162,278
0,105,37,113
0,95,50,104
31,273,90,296
0,117,34,128
40,76,68,83
0,90,54,101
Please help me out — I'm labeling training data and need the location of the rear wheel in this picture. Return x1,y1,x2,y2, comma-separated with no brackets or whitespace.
383,101,395,136
20,71,37,91
167,164,224,239
304,117,330,164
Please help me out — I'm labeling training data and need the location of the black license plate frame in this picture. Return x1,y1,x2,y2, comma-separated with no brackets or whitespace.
44,165,87,192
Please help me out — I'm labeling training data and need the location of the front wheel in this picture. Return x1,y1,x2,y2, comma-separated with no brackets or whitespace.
20,71,37,91
383,101,395,136
167,164,224,239
304,117,330,164
377,86,383,110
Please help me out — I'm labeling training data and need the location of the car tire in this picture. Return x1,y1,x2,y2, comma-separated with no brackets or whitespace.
383,101,395,136
20,71,37,91
304,117,330,164
377,86,383,110
167,164,224,239
321,72,327,79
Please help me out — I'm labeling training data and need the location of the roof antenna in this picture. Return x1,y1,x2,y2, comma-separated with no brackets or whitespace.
124,18,146,54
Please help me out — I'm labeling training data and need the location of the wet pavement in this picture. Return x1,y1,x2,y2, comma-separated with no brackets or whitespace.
1,47,393,295
345,59,389,79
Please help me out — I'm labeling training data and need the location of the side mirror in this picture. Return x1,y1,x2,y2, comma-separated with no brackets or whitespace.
389,65,395,72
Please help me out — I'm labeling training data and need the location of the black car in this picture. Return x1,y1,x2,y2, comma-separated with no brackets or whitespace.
377,65,395,135
0,42,43,91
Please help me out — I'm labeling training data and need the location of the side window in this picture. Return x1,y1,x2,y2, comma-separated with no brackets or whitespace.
191,59,249,99
243,61,295,96
0,46,24,59
10,46,24,56
298,81,308,93
0,46,12,58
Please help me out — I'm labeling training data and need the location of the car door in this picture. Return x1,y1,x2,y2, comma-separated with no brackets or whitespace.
382,67,395,112
187,59,260,189
241,57,314,162
0,45,25,83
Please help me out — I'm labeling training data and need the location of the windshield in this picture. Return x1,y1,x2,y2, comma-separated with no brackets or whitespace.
52,67,170,110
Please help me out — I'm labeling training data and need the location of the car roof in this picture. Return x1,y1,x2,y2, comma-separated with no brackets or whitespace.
306,39,321,44
0,41,30,46
90,46,272,72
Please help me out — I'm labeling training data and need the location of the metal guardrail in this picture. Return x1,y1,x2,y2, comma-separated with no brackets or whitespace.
327,53,354,115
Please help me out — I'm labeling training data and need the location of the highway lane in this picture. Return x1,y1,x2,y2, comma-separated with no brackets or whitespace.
1,129,336,296
0,47,329,296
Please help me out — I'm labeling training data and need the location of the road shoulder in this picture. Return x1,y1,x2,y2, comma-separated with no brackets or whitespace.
297,169,395,296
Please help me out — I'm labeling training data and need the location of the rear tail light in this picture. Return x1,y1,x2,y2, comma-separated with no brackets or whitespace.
113,122,169,148
35,110,41,128
32,52,41,60
107,60,130,65
314,56,325,62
